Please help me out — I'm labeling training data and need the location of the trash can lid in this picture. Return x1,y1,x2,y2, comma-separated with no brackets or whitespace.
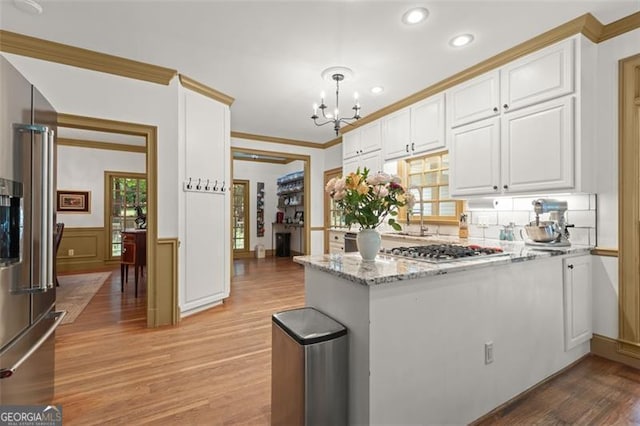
272,307,347,346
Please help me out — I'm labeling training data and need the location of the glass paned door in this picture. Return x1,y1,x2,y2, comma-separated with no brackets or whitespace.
108,173,147,258
233,180,249,252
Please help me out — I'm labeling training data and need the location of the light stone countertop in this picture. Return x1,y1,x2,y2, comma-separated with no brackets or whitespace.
293,239,592,286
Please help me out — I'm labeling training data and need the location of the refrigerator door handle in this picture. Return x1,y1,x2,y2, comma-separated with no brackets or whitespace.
12,124,54,293
0,310,66,379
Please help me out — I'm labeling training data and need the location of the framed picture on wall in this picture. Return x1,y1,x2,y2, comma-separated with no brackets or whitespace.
56,190,91,213
294,210,303,223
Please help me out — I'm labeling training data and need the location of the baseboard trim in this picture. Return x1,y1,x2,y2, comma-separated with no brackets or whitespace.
234,249,275,259
470,353,590,425
57,259,107,273
591,334,640,368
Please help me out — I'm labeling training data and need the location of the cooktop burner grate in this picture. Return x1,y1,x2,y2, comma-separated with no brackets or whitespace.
381,244,507,263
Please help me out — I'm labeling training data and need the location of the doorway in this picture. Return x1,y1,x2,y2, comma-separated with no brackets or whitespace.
232,180,250,254
230,147,311,262
57,113,177,327
323,167,343,253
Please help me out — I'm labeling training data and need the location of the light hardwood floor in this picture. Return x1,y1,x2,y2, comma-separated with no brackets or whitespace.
54,257,640,425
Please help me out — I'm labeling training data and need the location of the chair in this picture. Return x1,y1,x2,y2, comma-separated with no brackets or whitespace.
54,223,64,287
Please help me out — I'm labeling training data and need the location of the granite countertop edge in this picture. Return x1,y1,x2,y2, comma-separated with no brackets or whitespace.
293,243,593,286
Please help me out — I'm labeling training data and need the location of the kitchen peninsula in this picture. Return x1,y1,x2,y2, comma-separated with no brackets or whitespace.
294,241,593,424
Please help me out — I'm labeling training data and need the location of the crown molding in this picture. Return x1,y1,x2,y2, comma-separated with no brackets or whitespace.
233,156,288,165
57,137,146,153
599,11,640,43
340,12,638,135
0,30,177,85
178,74,235,106
324,136,343,148
231,131,324,149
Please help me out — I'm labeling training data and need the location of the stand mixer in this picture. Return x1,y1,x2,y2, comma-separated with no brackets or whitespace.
524,199,574,247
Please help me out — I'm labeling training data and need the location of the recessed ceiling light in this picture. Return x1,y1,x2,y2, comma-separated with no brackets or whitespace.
13,0,43,15
371,86,384,94
402,7,429,25
450,34,475,48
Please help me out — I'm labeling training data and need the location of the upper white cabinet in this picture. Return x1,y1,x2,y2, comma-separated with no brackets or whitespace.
448,38,574,128
563,256,592,351
342,120,383,175
448,36,594,198
383,93,446,160
448,71,500,128
343,120,382,160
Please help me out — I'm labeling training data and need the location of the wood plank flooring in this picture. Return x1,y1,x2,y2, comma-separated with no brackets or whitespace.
54,258,640,425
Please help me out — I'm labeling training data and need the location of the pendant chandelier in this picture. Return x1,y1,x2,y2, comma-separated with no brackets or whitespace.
311,67,361,136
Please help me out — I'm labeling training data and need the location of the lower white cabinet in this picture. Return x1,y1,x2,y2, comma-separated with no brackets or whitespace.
563,255,592,351
328,230,345,254
343,150,383,176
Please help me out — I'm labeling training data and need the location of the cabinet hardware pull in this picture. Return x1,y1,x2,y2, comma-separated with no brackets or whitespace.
568,264,574,269
406,144,409,153
503,104,509,110
503,185,508,190
492,185,498,190
493,107,498,112
411,142,415,151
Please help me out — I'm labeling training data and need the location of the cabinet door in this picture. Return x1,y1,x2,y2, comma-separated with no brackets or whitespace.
360,150,383,175
501,96,574,194
343,156,360,176
382,107,411,160
501,38,574,113
448,70,500,128
563,256,592,351
449,117,501,197
342,129,361,160
411,93,446,155
360,121,382,155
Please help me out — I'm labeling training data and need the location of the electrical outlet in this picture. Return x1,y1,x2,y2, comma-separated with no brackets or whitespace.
485,342,494,364
68,249,74,256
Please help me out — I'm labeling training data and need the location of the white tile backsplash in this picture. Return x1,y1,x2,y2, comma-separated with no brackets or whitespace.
465,194,596,244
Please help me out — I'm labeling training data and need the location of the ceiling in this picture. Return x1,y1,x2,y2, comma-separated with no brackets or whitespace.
1,0,638,144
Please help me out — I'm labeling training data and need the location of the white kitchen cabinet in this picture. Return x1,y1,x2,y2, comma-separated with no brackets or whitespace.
449,117,501,197
448,35,594,198
448,38,574,129
447,70,500,128
383,93,446,160
502,96,574,193
343,150,383,176
563,256,592,351
343,120,382,160
328,230,345,254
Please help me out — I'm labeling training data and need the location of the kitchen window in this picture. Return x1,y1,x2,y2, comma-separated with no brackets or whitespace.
232,180,249,252
106,172,147,259
400,151,463,224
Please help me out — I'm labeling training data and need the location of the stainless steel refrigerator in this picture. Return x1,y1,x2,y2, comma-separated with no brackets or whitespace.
0,56,65,404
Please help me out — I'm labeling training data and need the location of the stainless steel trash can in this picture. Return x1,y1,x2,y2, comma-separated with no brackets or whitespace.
271,307,347,426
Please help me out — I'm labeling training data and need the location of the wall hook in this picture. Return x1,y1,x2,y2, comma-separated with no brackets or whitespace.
213,180,218,191
196,178,202,190
187,177,192,189
220,180,225,192
205,179,210,191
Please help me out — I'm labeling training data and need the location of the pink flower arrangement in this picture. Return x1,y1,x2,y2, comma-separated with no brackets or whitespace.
325,167,414,230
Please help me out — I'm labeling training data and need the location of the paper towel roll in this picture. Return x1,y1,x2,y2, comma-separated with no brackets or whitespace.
466,198,496,210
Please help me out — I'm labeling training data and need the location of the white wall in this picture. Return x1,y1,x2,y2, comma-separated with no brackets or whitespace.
592,28,640,338
324,143,343,171
231,137,327,254
2,53,180,238
233,160,284,251
56,145,145,227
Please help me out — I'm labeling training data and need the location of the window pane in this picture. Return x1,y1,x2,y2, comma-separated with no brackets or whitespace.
439,202,456,216
422,203,433,216
421,187,433,200
442,154,449,167
425,156,440,171
439,186,450,199
425,172,438,185
409,174,422,187
408,159,423,174
441,169,449,185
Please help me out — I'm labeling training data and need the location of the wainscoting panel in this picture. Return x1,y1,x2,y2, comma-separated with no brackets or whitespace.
57,227,107,272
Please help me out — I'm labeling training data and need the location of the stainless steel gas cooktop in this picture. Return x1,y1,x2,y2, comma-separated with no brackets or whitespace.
381,244,508,263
